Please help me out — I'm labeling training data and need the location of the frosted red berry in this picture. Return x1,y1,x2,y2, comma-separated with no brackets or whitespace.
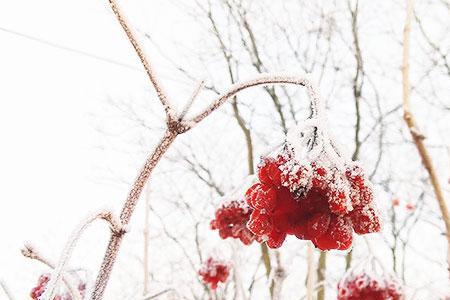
247,209,273,236
210,199,257,245
350,206,381,235
258,157,283,187
244,145,381,250
199,257,230,290
337,272,404,300
245,183,277,211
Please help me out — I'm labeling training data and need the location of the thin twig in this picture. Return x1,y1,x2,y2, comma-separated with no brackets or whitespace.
21,244,82,300
42,211,124,300
108,0,174,120
0,280,15,300
306,243,314,300
179,80,205,120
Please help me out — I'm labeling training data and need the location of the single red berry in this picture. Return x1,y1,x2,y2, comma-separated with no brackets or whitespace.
247,209,273,236
266,229,287,248
258,157,282,187
350,206,381,234
327,189,350,214
248,184,277,211
311,164,329,190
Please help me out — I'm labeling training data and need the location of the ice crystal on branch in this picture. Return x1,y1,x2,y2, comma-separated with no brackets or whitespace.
244,118,381,250
198,257,230,290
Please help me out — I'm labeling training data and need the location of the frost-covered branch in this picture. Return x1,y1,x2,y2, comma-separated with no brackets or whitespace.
40,210,124,300
187,74,323,128
21,244,82,300
108,0,174,120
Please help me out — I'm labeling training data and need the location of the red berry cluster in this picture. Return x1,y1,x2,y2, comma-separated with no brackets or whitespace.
337,273,404,300
30,273,86,300
245,147,381,250
210,199,259,245
198,257,230,290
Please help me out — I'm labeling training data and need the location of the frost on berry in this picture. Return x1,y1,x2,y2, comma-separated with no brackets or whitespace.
337,272,404,300
198,257,230,290
30,273,86,300
210,198,258,245
241,121,381,250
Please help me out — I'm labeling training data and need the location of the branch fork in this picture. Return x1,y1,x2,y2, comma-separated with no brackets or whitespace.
22,1,329,300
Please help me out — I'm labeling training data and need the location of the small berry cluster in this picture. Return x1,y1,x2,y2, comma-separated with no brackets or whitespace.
210,199,259,245
198,257,230,290
30,273,86,300
245,146,381,250
337,273,404,300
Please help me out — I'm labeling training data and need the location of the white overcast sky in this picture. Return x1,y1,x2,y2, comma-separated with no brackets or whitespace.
0,0,198,296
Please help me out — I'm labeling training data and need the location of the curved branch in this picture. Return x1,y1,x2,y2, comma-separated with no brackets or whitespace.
21,244,82,300
41,211,124,300
188,74,324,128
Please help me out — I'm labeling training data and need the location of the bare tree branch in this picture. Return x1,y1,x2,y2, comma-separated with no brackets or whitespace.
402,0,450,280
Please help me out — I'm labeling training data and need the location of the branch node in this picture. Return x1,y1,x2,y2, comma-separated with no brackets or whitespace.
410,126,426,140
100,212,127,236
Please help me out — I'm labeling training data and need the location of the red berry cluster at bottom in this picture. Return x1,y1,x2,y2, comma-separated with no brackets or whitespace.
210,200,259,245
30,273,86,300
198,257,230,290
245,151,381,250
337,273,404,300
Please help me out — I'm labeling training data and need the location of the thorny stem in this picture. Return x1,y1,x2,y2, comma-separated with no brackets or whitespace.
21,244,81,300
402,0,450,279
